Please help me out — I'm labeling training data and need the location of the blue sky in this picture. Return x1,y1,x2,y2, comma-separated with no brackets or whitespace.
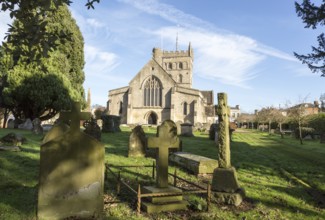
1,0,324,113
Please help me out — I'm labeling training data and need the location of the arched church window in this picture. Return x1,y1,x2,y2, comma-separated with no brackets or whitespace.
183,102,188,115
168,63,172,70
143,76,162,107
179,62,183,69
178,74,183,83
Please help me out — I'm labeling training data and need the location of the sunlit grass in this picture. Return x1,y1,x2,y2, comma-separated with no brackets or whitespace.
0,127,324,219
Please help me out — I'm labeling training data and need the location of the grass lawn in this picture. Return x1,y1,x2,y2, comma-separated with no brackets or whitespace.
0,127,324,219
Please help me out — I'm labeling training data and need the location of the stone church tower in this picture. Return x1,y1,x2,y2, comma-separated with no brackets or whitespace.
108,43,215,125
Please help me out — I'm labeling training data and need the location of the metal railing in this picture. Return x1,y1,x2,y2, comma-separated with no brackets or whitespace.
105,163,211,214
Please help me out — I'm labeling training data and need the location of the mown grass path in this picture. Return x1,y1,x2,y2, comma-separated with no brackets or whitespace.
228,130,325,219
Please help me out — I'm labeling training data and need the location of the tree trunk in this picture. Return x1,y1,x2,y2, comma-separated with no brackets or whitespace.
299,119,303,145
2,108,9,128
279,123,282,133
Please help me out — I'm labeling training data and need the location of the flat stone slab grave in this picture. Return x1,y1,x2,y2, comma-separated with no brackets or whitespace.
141,186,188,214
169,152,218,175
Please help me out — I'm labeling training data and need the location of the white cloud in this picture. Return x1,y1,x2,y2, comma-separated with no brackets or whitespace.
84,45,120,74
116,0,298,88
153,26,295,87
86,18,105,28
117,0,215,31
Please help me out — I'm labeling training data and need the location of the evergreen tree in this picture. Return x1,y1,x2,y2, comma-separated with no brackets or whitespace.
0,1,99,60
294,0,325,77
0,4,85,121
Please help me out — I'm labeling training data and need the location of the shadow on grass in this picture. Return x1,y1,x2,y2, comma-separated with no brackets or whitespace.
0,184,38,218
230,135,325,216
102,131,131,157
0,150,39,217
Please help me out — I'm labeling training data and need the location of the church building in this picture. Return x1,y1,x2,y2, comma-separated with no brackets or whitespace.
107,43,215,125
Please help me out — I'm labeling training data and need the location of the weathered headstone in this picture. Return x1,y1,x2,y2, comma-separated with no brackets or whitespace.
146,120,181,158
0,132,26,146
175,121,182,135
142,120,187,213
7,119,15,129
211,93,245,206
194,122,202,132
209,123,218,140
83,117,101,141
102,115,121,132
18,118,33,130
180,123,194,137
32,118,43,134
38,102,105,219
128,125,146,157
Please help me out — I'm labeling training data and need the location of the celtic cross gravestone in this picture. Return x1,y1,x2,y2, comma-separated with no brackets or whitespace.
211,93,245,206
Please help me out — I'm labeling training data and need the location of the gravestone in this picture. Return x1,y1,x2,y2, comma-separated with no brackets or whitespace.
146,120,181,158
0,132,26,146
194,122,202,132
102,115,121,132
211,93,245,206
180,123,194,137
83,117,101,141
7,119,15,129
175,121,182,135
32,118,43,134
128,125,146,157
209,123,218,140
142,120,187,213
0,132,24,152
169,152,218,175
18,118,33,130
38,102,105,219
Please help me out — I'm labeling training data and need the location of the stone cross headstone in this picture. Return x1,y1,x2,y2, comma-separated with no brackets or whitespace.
59,102,91,131
147,120,180,188
216,93,231,168
38,102,105,219
83,118,101,141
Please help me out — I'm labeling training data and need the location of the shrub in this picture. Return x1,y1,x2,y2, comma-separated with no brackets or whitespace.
294,127,315,139
306,113,325,134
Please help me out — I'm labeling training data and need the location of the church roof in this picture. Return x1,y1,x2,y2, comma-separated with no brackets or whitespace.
200,90,214,105
128,59,176,87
